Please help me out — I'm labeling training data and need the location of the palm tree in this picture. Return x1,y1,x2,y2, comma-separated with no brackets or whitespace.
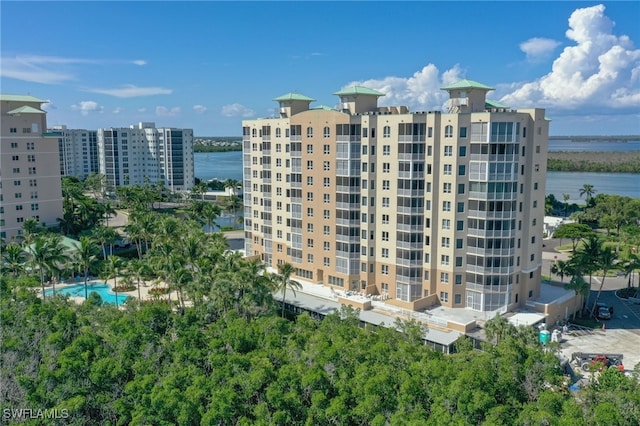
127,259,151,306
26,235,68,299
562,193,571,218
223,178,241,195
75,236,100,300
579,184,596,205
590,247,618,318
2,243,26,277
103,255,123,306
275,262,302,318
92,225,120,260
201,203,221,233
622,254,640,288
483,313,515,345
565,274,590,317
551,259,572,283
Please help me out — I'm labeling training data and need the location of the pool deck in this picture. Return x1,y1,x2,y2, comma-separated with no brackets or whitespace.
41,278,179,306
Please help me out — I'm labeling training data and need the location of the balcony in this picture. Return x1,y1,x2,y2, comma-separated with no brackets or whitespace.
465,264,515,275
398,153,425,161
397,188,423,197
336,202,360,210
396,240,423,250
398,170,424,179
396,206,424,215
396,257,423,267
397,223,423,232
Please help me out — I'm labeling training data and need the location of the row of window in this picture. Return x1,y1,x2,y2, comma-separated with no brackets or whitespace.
8,142,36,150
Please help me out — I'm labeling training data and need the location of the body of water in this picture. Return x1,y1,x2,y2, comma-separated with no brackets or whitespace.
548,139,640,152
45,282,129,305
194,148,639,201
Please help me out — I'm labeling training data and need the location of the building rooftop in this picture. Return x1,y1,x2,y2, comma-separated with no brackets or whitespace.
485,99,509,109
273,93,316,102
0,94,48,103
7,105,46,115
441,79,494,91
333,86,385,97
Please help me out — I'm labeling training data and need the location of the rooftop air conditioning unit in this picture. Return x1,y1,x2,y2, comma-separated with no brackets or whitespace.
342,103,349,110
280,107,286,114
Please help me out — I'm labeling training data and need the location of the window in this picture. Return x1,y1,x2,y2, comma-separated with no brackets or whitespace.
307,238,314,248
534,182,538,190
444,145,453,156
535,164,540,172
10,128,17,134
307,192,313,201
324,194,330,203
455,257,463,267
456,239,463,249
307,208,314,217
27,155,36,163
442,201,451,212
441,255,449,266
381,265,389,275
441,237,450,248
307,127,313,137
459,146,467,157
382,248,389,258
457,183,465,194
443,164,452,175
324,257,330,266
323,144,330,155
444,125,453,138
457,202,464,213
306,144,313,154
324,225,330,235
13,180,21,186
383,126,391,138
443,183,452,193
323,177,330,187
454,294,462,304
382,197,389,207
12,155,19,161
424,253,430,263
382,180,390,190
362,145,368,155
456,220,464,231
459,127,467,138
382,163,390,173
442,219,451,230
536,145,540,153
307,160,313,170
323,210,330,219
323,161,330,171
382,231,389,241
458,165,466,176
31,203,39,211
441,273,449,284
383,145,390,155
324,242,330,251
533,200,537,208
323,127,330,138
12,168,20,173
382,214,389,224
455,275,463,285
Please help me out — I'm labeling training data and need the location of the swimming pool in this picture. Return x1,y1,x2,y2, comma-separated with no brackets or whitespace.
45,282,129,305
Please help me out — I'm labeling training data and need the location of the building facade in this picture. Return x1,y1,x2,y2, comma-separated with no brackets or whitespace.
97,122,194,192
0,95,64,241
243,80,549,313
48,125,99,180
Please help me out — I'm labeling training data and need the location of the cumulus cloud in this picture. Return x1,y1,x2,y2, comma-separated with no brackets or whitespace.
501,4,640,110
342,64,464,111
71,101,104,116
520,37,562,62
156,106,181,117
193,105,207,114
86,84,173,98
41,102,57,111
221,103,255,117
112,107,123,114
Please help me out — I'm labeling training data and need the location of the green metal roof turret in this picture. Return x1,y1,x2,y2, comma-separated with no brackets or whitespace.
0,94,48,103
273,93,316,102
333,86,385,97
485,99,509,109
440,79,494,91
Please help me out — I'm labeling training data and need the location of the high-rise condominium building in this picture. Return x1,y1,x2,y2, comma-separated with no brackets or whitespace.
243,80,548,313
0,95,63,241
47,125,99,180
97,122,194,192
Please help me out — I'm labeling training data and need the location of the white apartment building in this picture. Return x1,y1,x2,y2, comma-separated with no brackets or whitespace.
97,122,194,192
0,94,63,241
243,80,549,314
48,125,99,180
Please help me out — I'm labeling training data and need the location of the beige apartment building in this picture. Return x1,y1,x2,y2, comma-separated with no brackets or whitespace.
243,80,549,313
0,95,63,242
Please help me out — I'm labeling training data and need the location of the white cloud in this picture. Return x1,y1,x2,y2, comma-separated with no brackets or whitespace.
71,101,104,116
342,64,464,111
86,84,173,98
137,108,147,113
113,107,123,114
520,37,562,62
156,106,181,117
193,104,208,114
501,4,640,110
221,103,255,117
132,60,147,66
0,55,85,84
41,102,57,111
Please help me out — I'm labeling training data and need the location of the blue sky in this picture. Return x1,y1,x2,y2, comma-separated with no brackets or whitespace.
2,1,639,136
